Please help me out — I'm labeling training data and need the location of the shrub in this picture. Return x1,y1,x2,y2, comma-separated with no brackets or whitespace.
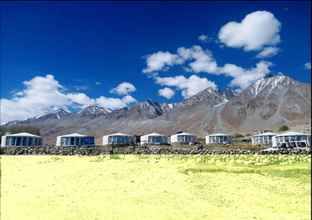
109,154,122,160
234,133,244,138
279,125,289,132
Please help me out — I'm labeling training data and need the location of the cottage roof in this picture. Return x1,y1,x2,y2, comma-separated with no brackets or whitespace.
58,133,89,138
105,133,132,137
172,132,195,136
6,132,41,138
207,133,231,137
275,131,308,137
254,132,276,137
143,132,166,137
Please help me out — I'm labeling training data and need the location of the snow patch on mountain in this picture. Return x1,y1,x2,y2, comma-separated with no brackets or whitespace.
214,99,229,108
35,108,70,120
78,104,111,115
248,75,292,97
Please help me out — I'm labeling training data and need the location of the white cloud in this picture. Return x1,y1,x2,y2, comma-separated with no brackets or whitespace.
305,62,311,70
177,46,218,73
143,46,218,74
256,47,279,58
110,82,136,96
1,75,71,123
95,96,136,110
121,95,137,104
67,93,94,107
143,45,273,90
220,61,272,89
156,75,217,98
95,95,136,111
198,34,209,42
218,11,281,51
1,75,138,124
95,97,125,110
158,87,175,99
142,51,182,73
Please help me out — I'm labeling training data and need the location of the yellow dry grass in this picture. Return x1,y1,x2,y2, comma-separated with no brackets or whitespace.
0,155,310,220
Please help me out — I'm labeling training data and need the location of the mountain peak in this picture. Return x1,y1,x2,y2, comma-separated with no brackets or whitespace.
221,88,238,100
180,87,225,107
246,74,296,97
129,100,163,118
35,107,70,120
78,104,111,116
161,103,176,112
138,100,161,108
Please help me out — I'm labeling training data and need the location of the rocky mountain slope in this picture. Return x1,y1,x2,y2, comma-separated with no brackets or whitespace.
3,75,311,144
221,75,310,132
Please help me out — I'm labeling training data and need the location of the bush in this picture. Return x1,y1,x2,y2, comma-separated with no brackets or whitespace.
109,154,122,160
279,125,289,132
234,133,244,138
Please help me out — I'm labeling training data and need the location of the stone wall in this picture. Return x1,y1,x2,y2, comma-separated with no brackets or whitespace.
0,144,310,155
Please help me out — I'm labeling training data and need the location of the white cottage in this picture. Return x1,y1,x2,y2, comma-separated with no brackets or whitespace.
102,133,134,145
56,133,95,147
251,132,276,146
140,133,169,145
170,132,197,144
1,132,42,147
205,133,232,144
272,131,311,148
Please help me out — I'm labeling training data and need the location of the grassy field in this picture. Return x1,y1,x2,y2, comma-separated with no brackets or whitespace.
1,154,311,220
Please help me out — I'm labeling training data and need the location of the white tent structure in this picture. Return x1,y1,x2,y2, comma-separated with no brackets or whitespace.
56,133,95,147
102,133,134,145
140,133,168,145
205,133,232,144
1,132,42,147
170,132,196,144
251,132,276,146
272,131,311,148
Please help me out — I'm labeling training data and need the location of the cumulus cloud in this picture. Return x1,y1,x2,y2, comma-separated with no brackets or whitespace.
143,45,273,91
95,95,136,110
256,47,279,58
177,46,218,73
158,87,175,99
67,93,95,107
121,95,137,104
142,51,182,73
110,82,136,96
221,61,272,89
143,46,218,74
155,75,217,98
218,11,281,51
305,62,311,70
1,75,137,124
198,34,209,42
1,75,70,123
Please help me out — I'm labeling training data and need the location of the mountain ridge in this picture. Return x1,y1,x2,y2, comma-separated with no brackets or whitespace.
2,75,311,144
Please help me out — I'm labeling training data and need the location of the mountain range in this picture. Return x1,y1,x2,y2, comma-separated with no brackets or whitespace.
3,75,311,144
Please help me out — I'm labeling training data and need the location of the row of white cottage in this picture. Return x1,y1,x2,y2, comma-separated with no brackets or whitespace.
251,131,311,148
1,131,311,148
1,132,230,147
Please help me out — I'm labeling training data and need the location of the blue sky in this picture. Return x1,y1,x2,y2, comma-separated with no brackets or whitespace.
0,1,311,123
